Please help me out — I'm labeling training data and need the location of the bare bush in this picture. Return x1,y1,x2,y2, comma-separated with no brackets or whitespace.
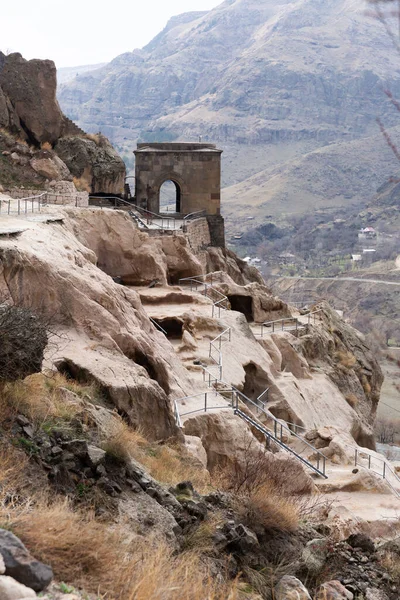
375,417,400,443
0,300,48,382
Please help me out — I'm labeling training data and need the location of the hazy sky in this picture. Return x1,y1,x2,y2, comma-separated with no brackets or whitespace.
2,0,221,68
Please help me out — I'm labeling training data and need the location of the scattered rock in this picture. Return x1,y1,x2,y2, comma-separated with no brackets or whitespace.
315,580,353,600
0,528,53,592
302,538,330,576
274,575,311,600
346,533,375,554
365,588,390,600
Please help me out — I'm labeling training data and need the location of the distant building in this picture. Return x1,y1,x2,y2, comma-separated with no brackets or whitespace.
358,227,377,240
352,254,362,261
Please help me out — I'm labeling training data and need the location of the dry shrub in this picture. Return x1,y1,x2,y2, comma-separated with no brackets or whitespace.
214,438,316,533
5,498,237,599
375,417,400,444
345,393,359,408
102,419,211,492
40,141,52,151
335,350,357,369
101,417,148,462
241,486,299,532
86,133,102,145
73,175,91,192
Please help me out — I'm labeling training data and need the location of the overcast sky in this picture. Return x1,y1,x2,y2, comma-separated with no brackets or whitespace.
2,0,221,68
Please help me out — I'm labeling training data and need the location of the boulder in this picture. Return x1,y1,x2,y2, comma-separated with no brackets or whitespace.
55,135,125,194
0,575,36,599
346,533,375,554
302,538,330,576
0,53,63,144
274,575,311,600
30,155,71,181
0,529,53,592
315,581,353,600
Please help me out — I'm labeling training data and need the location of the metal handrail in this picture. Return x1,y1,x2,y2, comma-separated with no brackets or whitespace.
90,196,178,230
208,327,231,382
0,192,48,216
179,276,230,318
149,317,168,335
259,317,301,337
178,391,232,418
353,445,400,498
183,210,207,221
173,384,327,478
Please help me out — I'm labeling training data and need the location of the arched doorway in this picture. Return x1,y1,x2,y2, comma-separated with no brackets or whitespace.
159,180,181,213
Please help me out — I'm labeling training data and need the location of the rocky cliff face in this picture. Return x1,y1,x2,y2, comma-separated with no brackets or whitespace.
58,0,400,217
0,52,125,194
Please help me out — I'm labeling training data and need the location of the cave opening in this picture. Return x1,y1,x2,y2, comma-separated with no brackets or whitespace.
242,362,271,403
152,317,183,339
227,295,254,321
130,349,170,395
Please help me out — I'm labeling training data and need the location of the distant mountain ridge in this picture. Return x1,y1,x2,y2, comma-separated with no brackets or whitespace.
58,0,400,221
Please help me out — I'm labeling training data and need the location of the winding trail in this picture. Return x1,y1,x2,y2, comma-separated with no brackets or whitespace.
271,275,400,286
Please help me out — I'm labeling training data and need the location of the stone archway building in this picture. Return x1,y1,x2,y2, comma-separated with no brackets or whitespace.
134,142,222,216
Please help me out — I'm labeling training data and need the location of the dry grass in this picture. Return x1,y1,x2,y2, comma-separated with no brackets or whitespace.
1,497,237,599
214,439,313,533
40,141,52,151
0,372,96,427
240,485,299,533
101,418,211,492
379,551,400,583
73,175,91,192
335,350,357,369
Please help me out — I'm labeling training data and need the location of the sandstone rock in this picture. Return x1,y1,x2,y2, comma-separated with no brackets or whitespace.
315,581,353,600
0,575,37,599
274,575,311,600
184,435,208,467
55,135,125,194
30,155,71,181
0,528,53,591
0,553,5,574
0,52,63,144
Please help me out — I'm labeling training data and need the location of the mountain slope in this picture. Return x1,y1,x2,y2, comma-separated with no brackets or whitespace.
58,0,400,215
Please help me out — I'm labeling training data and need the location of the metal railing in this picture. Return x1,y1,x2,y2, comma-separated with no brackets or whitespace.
89,196,178,230
173,384,327,478
0,193,48,215
209,327,231,380
305,308,324,325
353,446,400,498
179,276,230,318
178,391,232,418
259,317,301,337
149,317,168,335
183,210,207,221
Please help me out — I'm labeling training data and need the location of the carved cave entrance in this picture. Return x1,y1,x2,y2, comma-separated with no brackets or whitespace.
227,295,254,322
159,180,181,213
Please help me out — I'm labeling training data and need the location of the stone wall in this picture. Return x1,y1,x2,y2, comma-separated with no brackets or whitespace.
184,217,212,252
8,187,89,207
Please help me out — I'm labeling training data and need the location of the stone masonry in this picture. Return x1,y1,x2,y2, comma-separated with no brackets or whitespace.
134,143,222,216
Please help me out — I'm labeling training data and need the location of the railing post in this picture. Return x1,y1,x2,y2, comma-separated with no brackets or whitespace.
18,199,20,215
368,455,371,469
383,462,386,479
355,449,358,467
205,393,207,413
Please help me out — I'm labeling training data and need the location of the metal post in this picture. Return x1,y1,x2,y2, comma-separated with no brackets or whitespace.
383,462,386,479
355,449,358,467
368,455,371,469
18,199,20,215
205,393,207,412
